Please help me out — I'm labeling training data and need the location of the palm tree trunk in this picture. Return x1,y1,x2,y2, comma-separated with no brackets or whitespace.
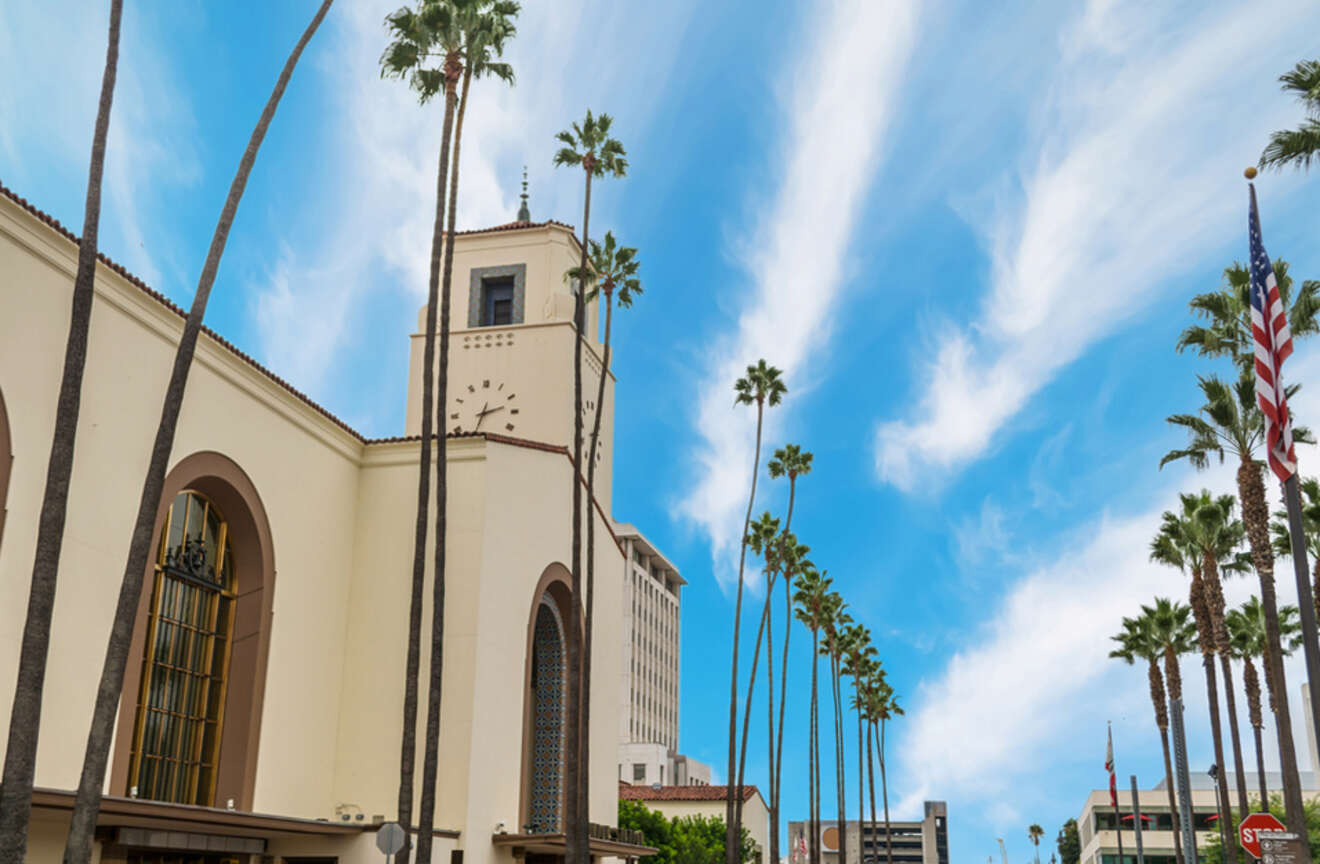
1243,655,1267,808
580,282,615,836
726,403,765,864
57,7,332,863
414,52,463,864
1237,457,1306,833
867,718,877,862
735,571,777,843
1191,572,1237,864
396,57,471,864
856,705,864,864
766,585,777,864
880,717,892,864
832,656,847,864
1312,555,1320,637
0,4,121,861
1203,560,1251,819
1146,658,1182,864
772,477,798,863
810,630,820,864
564,165,593,864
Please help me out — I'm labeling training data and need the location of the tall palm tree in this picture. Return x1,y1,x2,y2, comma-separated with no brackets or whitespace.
723,359,785,864
0,3,122,861
1150,491,1240,864
55,6,334,863
842,625,876,864
861,666,885,858
553,110,626,864
1028,825,1045,864
1260,59,1320,172
1109,600,1195,864
1271,476,1320,628
819,594,851,864
1164,373,1313,833
795,565,832,864
874,680,902,864
571,230,638,829
736,524,805,858
1227,596,1303,807
768,443,813,864
382,4,515,861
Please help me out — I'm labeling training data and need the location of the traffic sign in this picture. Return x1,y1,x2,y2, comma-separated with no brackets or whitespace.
1239,812,1285,859
377,822,407,857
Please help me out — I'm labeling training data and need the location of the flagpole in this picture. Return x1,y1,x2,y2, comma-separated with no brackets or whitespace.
1246,166,1320,809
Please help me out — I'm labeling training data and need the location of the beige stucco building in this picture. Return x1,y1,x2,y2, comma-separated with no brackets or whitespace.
0,182,658,864
789,803,949,864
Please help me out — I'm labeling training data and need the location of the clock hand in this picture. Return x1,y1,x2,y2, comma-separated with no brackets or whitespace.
475,401,490,429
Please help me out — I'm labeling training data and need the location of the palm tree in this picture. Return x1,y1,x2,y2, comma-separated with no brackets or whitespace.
819,594,852,864
55,6,334,863
874,680,902,864
1150,491,1240,864
0,3,122,860
842,625,876,864
1028,825,1045,864
1260,59,1320,172
736,523,805,862
1109,600,1195,864
723,359,785,864
553,110,626,864
382,4,515,861
1163,373,1313,833
861,666,885,859
1271,476,1320,628
1177,259,1320,381
795,566,832,864
571,230,638,833
1227,596,1303,807
768,443,813,864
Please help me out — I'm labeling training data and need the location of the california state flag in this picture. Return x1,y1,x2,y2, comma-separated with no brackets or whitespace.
1105,725,1117,807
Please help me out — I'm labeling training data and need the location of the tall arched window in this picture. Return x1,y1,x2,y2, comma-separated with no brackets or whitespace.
126,490,236,805
527,594,566,832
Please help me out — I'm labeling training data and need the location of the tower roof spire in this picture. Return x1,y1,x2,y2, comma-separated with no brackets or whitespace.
517,165,530,222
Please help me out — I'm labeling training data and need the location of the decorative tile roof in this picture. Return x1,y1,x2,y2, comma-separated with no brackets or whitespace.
619,783,761,803
451,218,576,237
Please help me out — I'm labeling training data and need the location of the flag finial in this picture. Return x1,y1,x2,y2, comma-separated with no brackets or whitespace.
1245,166,1258,180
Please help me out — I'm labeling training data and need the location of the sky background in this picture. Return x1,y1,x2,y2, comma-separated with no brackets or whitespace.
4,0,1320,862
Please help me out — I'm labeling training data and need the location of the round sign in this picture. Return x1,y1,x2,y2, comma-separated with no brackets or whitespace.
377,821,407,856
1239,812,1285,859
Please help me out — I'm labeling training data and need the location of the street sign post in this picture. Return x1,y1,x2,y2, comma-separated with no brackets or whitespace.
1239,812,1285,860
377,821,407,864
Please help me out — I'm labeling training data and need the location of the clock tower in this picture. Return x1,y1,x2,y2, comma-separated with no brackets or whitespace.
404,213,616,511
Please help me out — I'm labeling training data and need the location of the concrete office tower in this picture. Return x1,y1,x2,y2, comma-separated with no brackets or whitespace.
615,525,712,786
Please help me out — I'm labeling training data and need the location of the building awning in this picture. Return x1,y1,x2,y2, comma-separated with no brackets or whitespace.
31,788,459,842
492,832,658,860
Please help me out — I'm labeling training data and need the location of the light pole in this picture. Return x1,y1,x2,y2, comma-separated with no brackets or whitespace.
1208,764,1224,836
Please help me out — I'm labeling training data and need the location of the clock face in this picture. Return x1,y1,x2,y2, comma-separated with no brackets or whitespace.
450,379,519,434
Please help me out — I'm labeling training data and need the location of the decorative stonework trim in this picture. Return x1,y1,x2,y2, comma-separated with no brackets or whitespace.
468,263,526,327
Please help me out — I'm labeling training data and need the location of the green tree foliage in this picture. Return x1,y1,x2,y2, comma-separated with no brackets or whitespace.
619,801,755,864
1055,818,1080,864
1200,796,1320,864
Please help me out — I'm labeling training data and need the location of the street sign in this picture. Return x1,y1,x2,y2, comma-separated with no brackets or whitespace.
377,822,407,857
1239,812,1285,859
1258,831,1303,864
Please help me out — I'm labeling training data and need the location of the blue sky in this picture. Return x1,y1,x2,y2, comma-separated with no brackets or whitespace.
5,0,1320,862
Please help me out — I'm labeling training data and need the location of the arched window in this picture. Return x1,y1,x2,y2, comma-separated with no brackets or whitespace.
126,490,237,805
527,594,565,832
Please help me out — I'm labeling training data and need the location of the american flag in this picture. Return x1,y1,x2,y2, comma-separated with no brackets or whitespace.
1248,184,1297,483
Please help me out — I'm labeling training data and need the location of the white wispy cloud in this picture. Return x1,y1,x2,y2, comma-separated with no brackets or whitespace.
875,0,1320,491
248,0,699,411
895,346,1320,840
679,0,920,581
0,1,200,291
